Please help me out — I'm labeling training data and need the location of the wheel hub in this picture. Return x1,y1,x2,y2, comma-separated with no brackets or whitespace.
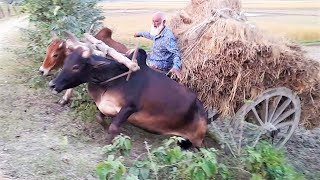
262,122,277,132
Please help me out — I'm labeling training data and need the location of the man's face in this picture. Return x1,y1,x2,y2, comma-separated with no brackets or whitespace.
153,15,162,28
150,15,165,36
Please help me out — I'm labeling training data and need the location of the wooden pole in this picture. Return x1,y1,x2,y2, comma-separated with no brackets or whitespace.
83,33,140,72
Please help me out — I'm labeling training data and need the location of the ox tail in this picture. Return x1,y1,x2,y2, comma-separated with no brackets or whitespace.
195,99,219,125
198,100,220,124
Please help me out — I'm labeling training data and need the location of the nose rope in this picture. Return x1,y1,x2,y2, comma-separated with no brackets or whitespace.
99,71,132,86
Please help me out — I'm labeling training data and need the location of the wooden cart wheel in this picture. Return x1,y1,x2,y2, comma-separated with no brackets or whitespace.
232,87,301,149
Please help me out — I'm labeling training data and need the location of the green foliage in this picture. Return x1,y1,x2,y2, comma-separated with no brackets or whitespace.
69,84,97,121
96,135,304,180
96,135,228,180
102,134,132,157
20,0,105,62
19,0,104,121
243,141,304,180
96,155,127,180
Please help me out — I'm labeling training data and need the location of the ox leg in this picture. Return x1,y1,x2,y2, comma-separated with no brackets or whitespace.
96,111,108,130
59,88,73,106
107,106,137,144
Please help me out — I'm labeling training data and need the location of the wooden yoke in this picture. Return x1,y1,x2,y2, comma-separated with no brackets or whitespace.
83,33,140,72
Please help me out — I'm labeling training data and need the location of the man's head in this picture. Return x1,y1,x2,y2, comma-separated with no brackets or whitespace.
150,11,166,36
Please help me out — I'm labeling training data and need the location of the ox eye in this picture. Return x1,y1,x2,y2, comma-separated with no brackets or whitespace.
52,54,58,58
72,65,80,71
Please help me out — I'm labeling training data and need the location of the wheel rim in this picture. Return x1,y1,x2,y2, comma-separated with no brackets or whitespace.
232,87,301,149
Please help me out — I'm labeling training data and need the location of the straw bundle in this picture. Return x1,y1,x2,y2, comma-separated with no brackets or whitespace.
169,0,320,128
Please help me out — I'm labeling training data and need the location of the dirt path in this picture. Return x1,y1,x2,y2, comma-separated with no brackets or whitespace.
0,17,105,179
0,17,164,180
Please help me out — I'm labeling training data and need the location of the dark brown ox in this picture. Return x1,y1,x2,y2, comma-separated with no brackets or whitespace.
39,27,129,105
49,47,210,149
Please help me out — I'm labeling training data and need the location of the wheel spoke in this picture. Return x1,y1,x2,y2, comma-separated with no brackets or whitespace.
268,96,282,122
275,121,294,129
263,98,269,123
251,107,264,125
271,98,292,123
273,109,295,125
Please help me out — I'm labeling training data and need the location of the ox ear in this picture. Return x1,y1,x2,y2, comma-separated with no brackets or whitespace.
88,58,111,69
63,31,79,43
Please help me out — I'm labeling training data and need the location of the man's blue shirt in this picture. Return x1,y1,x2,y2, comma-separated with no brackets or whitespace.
137,27,182,73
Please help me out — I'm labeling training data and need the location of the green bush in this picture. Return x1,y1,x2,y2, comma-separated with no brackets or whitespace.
69,84,98,121
96,135,229,180
243,142,304,180
20,0,104,119
20,0,105,62
96,135,304,180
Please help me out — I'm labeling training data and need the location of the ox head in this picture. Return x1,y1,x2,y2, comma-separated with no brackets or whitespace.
49,46,110,93
39,31,67,76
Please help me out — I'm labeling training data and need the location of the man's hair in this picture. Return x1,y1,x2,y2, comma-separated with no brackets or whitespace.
153,11,167,22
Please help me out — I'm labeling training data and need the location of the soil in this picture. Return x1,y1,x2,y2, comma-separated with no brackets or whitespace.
0,17,319,179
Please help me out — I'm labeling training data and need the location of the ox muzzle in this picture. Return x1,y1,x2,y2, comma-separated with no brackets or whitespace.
48,80,59,94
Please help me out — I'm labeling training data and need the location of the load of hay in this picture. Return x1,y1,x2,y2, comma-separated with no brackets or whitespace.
169,0,320,128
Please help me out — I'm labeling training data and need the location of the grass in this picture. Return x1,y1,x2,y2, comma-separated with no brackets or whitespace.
98,1,186,11
242,0,320,10
301,40,320,46
248,16,320,42
99,0,320,44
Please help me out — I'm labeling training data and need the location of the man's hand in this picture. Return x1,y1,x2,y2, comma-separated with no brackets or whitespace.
134,33,141,37
168,68,182,80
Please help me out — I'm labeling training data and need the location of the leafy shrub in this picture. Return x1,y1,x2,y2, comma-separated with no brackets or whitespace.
69,84,98,121
19,0,104,119
96,135,304,180
243,141,304,180
96,135,229,180
20,0,105,62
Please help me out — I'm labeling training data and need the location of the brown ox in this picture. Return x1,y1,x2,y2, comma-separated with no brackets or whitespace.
39,27,129,105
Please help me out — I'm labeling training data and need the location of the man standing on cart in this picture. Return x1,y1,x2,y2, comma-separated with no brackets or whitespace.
134,11,182,79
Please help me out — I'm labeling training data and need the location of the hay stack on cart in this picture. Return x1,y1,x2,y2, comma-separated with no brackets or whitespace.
169,0,320,130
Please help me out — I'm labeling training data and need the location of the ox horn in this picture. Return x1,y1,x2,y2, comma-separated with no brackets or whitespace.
63,31,80,44
63,31,92,58
82,45,93,58
88,23,95,35
50,31,58,40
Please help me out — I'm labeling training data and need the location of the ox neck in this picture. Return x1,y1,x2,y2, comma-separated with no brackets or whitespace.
89,57,130,87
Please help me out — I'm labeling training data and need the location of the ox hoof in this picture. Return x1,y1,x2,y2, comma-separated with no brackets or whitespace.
106,136,114,145
58,99,69,106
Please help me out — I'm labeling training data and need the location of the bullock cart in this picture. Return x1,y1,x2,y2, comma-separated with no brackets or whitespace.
65,31,301,150
166,0,320,150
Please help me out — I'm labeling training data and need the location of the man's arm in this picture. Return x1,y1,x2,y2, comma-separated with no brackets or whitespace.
135,32,154,40
166,37,182,70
